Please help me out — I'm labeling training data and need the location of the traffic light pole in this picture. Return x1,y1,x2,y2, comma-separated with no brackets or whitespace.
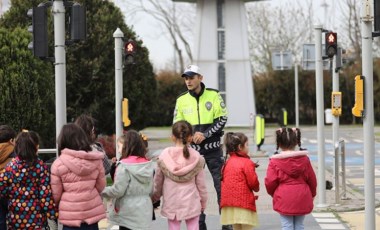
53,0,67,152
314,24,327,207
332,54,339,190
114,28,124,159
361,0,375,229
294,63,299,127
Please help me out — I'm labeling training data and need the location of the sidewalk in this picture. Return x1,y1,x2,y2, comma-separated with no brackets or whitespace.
98,126,380,230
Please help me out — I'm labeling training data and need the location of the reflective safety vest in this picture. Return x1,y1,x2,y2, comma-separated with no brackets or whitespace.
173,86,228,153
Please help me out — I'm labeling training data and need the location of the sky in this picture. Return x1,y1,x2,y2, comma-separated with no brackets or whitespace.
113,0,341,71
1,0,342,70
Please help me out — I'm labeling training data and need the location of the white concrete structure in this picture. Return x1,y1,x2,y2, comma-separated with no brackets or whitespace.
173,0,258,127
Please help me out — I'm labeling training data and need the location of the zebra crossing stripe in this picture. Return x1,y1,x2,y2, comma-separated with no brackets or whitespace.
319,224,346,229
312,213,335,218
353,139,363,143
312,213,347,229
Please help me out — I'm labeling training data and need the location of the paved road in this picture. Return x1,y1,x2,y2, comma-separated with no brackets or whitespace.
98,125,380,229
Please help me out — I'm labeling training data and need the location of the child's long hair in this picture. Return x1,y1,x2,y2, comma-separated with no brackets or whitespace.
275,127,305,153
57,123,92,154
15,130,39,164
172,120,193,159
120,130,147,159
224,132,248,156
74,114,97,143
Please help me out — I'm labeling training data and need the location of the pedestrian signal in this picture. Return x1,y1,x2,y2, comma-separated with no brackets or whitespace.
325,32,337,58
124,39,136,65
122,98,131,127
352,75,364,117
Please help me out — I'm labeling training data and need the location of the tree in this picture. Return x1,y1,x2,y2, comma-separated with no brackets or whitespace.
65,0,157,133
337,0,362,63
0,0,158,144
152,70,186,126
0,27,55,147
246,1,314,74
117,0,195,72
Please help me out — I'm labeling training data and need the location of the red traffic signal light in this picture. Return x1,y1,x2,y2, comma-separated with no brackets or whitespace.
325,32,337,58
124,40,136,54
124,39,136,64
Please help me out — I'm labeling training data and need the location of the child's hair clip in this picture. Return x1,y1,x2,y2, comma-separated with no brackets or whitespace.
140,133,148,141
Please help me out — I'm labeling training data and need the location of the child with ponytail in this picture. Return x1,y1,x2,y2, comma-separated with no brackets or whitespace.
0,130,58,229
265,127,317,230
220,132,260,230
153,120,208,230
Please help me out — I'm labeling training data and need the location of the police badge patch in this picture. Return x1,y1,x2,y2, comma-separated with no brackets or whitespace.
218,95,226,109
220,101,226,109
205,102,212,111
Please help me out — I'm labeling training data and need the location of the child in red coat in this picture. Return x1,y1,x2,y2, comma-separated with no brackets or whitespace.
265,127,317,230
220,132,260,230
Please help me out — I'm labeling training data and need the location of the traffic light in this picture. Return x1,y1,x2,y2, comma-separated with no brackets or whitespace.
124,39,136,65
70,3,87,42
352,75,364,117
331,91,342,116
27,5,48,58
122,98,131,127
325,32,337,58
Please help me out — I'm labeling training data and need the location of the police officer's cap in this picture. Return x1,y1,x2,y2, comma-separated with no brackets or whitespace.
181,65,201,77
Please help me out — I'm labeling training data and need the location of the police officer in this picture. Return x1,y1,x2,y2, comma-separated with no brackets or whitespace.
173,65,231,230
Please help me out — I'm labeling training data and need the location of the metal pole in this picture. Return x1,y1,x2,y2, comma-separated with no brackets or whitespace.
340,140,347,199
361,1,375,229
53,0,66,157
114,28,124,160
332,55,340,189
314,24,327,207
334,142,340,204
295,63,299,127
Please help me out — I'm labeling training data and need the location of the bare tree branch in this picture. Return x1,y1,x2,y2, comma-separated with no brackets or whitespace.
247,1,313,74
117,0,195,72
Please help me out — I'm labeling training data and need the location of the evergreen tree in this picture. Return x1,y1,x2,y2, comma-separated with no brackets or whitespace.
0,0,157,143
65,0,157,134
0,27,55,147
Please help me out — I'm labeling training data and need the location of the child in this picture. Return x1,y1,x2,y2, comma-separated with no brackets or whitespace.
0,130,58,229
152,120,208,230
75,114,112,175
50,123,106,230
101,130,153,230
220,132,260,230
265,127,317,230
0,125,16,230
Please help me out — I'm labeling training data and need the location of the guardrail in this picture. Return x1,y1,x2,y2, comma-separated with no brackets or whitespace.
38,148,57,155
37,149,57,166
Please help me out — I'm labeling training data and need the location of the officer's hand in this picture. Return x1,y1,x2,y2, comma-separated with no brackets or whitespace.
193,132,205,144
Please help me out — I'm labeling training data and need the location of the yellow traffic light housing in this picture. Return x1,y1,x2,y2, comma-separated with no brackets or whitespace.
352,75,364,117
331,92,342,116
122,98,131,127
